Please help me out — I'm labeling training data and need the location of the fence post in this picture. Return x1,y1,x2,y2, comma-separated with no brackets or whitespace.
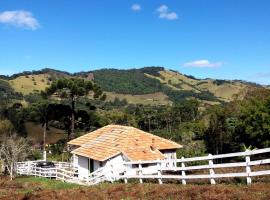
139,162,143,184
124,167,128,184
208,154,216,185
110,162,115,182
27,161,30,175
245,150,252,185
181,157,186,185
158,160,163,184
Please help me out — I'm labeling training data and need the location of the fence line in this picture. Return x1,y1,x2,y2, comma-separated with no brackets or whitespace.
16,148,270,185
120,148,270,185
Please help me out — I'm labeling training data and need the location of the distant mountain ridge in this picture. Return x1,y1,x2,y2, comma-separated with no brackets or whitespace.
0,67,265,105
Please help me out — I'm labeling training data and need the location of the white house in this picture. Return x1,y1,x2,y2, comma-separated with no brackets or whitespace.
68,125,182,180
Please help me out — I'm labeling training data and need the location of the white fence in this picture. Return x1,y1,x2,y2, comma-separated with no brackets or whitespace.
16,148,270,185
120,148,270,185
16,160,108,185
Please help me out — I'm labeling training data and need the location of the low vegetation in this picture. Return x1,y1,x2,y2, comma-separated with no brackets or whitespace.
0,176,270,200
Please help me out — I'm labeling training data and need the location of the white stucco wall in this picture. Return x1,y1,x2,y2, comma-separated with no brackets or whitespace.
74,149,178,179
161,150,177,159
77,155,89,179
74,153,126,179
73,154,78,168
161,149,177,168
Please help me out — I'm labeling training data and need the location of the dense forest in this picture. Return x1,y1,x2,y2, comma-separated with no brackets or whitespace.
0,67,269,161
93,68,219,102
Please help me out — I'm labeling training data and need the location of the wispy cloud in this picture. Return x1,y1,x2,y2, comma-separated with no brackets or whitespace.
0,10,39,30
156,5,178,20
183,60,223,68
131,4,141,12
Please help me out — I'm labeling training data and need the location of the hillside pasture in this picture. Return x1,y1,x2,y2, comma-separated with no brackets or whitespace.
196,80,247,102
105,92,172,105
25,122,66,145
158,70,201,92
9,74,50,95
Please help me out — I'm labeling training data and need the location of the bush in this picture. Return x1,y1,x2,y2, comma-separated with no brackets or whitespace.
30,149,43,160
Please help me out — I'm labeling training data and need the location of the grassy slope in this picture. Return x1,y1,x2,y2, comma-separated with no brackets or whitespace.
155,70,247,102
1,176,270,200
25,122,66,144
196,80,247,102
9,74,50,95
105,91,172,105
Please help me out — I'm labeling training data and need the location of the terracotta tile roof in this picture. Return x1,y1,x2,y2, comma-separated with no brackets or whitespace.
68,125,182,161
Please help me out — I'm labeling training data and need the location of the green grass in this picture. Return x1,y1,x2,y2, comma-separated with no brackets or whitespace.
105,91,172,105
16,176,83,190
0,176,84,198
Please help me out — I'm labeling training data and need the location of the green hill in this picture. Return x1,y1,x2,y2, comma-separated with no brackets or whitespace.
0,67,263,105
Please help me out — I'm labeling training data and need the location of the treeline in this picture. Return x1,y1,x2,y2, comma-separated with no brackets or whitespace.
0,68,71,80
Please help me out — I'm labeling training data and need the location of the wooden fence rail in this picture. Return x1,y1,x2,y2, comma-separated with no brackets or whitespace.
120,148,270,185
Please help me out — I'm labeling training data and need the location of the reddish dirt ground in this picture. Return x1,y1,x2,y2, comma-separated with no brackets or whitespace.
1,176,270,200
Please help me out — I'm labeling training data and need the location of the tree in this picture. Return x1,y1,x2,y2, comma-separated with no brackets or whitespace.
204,106,233,155
45,78,105,139
0,119,14,137
29,101,53,160
0,134,30,180
28,102,73,150
236,95,270,148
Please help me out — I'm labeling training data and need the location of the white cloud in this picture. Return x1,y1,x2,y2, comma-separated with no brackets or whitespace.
131,4,141,11
156,5,178,20
183,60,223,68
0,10,39,30
157,5,168,13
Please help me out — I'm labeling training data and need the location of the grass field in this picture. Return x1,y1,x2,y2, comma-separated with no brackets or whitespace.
105,92,172,105
9,74,50,95
0,176,270,200
146,70,247,102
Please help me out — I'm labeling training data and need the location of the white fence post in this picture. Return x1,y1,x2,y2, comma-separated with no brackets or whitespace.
158,160,163,184
27,161,30,175
139,162,143,184
181,157,186,185
109,162,115,183
208,154,216,185
245,150,252,185
124,167,128,184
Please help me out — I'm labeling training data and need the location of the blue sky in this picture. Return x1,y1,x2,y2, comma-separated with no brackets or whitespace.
0,0,270,84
